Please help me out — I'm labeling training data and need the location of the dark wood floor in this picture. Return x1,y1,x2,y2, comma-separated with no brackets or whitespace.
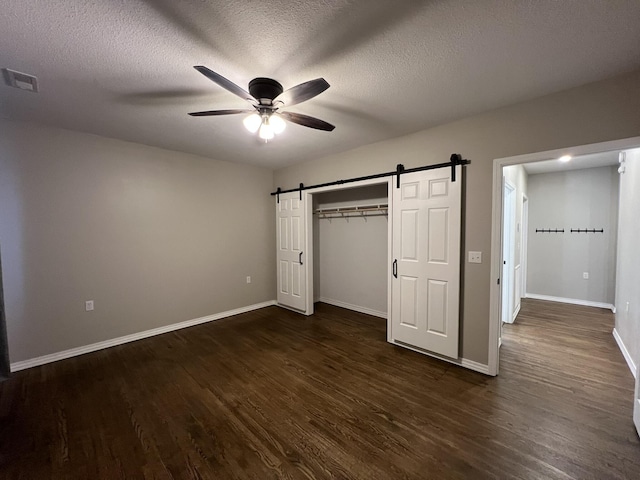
0,299,638,479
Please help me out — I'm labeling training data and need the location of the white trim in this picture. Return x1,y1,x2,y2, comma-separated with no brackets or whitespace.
512,302,521,323
525,293,615,312
304,190,314,316
393,340,491,375
521,195,529,297
460,358,491,375
489,136,640,377
387,179,393,342
613,328,637,378
10,301,277,372
318,297,387,319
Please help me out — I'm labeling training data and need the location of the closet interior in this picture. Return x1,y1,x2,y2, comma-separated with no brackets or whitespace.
312,184,389,318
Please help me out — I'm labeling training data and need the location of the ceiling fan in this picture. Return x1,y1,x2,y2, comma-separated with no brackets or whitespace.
188,66,335,141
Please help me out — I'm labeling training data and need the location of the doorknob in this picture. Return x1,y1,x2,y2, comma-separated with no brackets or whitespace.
299,251,303,265
393,259,398,278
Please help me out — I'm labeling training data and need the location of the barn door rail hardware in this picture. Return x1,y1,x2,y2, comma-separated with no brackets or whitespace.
570,228,604,233
535,228,564,233
270,153,470,197
314,203,388,220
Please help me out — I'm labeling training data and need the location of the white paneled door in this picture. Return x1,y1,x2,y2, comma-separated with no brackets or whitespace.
390,168,462,359
276,192,308,312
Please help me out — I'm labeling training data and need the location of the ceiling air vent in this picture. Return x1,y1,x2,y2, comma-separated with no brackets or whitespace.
2,68,38,93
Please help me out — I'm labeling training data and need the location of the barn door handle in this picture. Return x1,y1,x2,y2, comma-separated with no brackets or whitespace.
393,259,398,278
299,252,303,265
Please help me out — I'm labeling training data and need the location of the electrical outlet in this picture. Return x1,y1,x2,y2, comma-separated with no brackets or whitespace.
582,272,589,279
468,251,482,264
85,300,94,311
246,276,251,284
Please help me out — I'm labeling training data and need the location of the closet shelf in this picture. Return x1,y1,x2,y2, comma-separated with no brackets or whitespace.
314,204,389,219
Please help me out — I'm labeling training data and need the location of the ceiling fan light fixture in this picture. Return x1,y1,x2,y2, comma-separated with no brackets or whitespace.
258,121,275,140
270,114,286,134
243,112,261,133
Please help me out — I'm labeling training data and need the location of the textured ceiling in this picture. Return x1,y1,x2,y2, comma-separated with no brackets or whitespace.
1,1,640,169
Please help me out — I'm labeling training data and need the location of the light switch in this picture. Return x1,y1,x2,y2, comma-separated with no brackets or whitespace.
468,251,482,264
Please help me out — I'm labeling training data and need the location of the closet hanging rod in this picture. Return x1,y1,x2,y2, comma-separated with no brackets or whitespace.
271,154,470,197
314,204,388,215
318,212,388,219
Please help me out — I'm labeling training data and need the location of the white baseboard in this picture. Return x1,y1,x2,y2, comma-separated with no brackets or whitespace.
525,293,615,312
460,358,491,375
613,328,637,379
392,340,491,376
10,300,277,372
318,297,387,319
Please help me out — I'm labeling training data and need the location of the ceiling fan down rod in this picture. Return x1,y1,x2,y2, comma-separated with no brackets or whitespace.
270,154,470,197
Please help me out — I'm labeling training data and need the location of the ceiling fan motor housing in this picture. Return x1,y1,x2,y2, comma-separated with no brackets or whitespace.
249,78,283,104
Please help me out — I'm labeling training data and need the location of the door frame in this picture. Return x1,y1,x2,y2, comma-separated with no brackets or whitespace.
488,135,640,376
304,177,393,320
521,195,529,299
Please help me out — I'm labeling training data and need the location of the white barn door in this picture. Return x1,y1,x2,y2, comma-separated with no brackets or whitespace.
276,192,308,312
390,167,462,359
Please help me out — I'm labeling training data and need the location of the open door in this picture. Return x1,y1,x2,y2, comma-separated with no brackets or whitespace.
276,192,309,313
389,167,461,359
501,180,516,324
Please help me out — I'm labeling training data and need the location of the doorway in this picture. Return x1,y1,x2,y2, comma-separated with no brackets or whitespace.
489,136,640,376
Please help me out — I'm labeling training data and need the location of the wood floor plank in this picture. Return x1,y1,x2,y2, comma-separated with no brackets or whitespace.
0,299,638,479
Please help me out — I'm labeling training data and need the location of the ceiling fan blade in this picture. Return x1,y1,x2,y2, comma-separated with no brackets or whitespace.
193,66,255,103
280,112,335,131
188,109,253,117
274,78,330,107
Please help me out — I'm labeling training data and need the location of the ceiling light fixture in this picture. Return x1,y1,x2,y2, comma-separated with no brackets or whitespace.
2,68,38,93
558,155,572,163
243,112,261,133
245,112,286,141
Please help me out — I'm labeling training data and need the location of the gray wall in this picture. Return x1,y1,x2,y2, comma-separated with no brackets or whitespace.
615,148,640,372
0,119,276,363
274,69,640,365
527,167,618,304
314,185,388,316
